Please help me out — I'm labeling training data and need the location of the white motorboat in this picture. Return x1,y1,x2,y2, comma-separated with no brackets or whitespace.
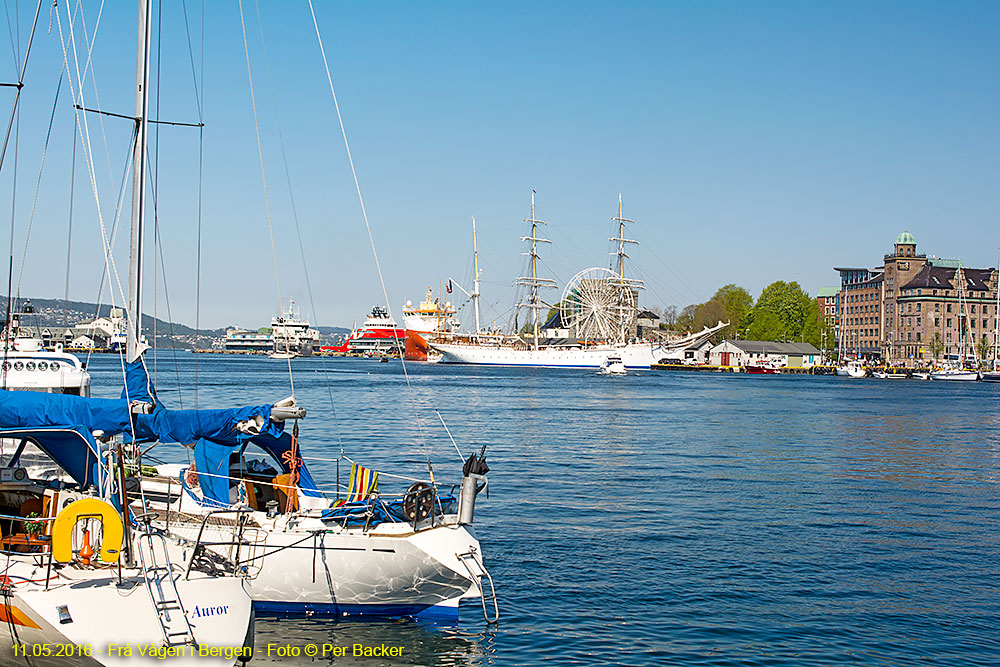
599,355,627,375
873,371,888,379
913,371,930,380
1,312,91,396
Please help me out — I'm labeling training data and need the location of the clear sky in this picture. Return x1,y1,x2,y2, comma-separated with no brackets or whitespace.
1,0,998,330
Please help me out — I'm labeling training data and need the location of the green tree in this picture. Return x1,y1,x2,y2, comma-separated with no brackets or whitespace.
675,304,698,332
976,333,991,363
929,332,943,362
747,281,812,341
710,284,754,331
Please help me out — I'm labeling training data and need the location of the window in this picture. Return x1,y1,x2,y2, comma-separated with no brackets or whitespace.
907,332,912,341
984,320,989,329
947,319,953,328
934,303,940,312
935,318,940,327
971,305,976,314
916,318,921,327
916,332,921,342
916,303,921,312
947,333,953,343
947,304,953,313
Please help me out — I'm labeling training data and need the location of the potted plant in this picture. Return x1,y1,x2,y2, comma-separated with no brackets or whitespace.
22,512,45,536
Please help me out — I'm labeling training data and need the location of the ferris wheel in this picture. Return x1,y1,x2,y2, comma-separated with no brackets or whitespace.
559,267,636,342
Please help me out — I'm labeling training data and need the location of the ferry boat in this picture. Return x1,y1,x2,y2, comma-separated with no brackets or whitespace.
224,299,319,356
403,287,460,361
271,299,320,357
323,306,404,355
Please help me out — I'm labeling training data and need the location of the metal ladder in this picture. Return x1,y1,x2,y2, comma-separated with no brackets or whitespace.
457,547,499,624
134,521,196,647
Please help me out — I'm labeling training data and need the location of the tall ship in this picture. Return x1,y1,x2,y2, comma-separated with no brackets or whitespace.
324,305,405,354
430,194,727,369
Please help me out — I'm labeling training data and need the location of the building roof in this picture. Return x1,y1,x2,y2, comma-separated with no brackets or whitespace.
815,287,838,298
900,265,995,292
927,257,960,268
637,309,660,320
895,230,916,245
719,340,820,355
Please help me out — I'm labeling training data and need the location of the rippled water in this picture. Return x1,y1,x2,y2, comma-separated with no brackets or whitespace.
87,352,1000,666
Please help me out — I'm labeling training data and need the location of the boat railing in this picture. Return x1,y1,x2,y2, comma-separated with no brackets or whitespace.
182,506,256,580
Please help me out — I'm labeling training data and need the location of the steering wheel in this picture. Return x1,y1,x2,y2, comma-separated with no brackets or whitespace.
401,482,434,522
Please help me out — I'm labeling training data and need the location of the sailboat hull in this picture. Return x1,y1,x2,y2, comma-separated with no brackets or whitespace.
161,509,482,620
0,561,253,666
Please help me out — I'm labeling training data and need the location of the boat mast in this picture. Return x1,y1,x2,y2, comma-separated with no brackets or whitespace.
126,0,152,362
609,194,643,343
472,217,481,336
516,192,555,351
993,257,1000,368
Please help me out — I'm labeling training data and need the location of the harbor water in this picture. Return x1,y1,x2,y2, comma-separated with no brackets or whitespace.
89,353,999,666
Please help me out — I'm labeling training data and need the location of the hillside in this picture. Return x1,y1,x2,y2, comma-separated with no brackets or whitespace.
2,296,349,348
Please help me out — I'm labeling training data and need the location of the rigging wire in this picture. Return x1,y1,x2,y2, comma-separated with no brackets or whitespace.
14,69,63,299
55,0,131,358
237,0,294,397
307,0,435,478
251,0,341,441
179,0,205,408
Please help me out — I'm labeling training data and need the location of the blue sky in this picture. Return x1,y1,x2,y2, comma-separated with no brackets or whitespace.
1,1,998,330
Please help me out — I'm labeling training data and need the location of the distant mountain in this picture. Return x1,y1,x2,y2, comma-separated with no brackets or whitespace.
2,296,349,348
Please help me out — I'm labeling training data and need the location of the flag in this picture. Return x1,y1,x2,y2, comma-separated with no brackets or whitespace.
447,280,453,294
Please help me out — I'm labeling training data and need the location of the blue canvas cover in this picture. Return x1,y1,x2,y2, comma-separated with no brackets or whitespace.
0,425,102,487
0,358,321,504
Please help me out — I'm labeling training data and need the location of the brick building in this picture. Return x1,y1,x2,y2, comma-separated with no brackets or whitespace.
834,231,999,364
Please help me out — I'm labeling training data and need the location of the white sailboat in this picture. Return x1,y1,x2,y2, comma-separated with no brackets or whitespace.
119,6,498,623
982,257,1000,383
931,265,980,381
432,194,727,369
0,1,254,660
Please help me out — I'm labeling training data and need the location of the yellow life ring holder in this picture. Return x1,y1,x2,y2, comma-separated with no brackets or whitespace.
51,498,124,564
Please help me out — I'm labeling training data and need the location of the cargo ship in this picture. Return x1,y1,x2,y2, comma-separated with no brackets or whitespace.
402,287,460,361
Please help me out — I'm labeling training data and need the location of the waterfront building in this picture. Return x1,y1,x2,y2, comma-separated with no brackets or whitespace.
816,287,839,329
834,231,999,364
709,340,821,368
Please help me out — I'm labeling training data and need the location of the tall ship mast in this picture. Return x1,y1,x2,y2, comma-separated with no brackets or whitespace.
608,193,644,344
429,195,728,369
515,192,557,350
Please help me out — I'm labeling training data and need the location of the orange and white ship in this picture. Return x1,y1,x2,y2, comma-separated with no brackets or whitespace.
402,287,461,361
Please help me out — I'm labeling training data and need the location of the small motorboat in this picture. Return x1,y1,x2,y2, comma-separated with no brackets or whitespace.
599,355,627,375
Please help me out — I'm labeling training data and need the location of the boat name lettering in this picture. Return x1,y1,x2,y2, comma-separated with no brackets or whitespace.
190,604,230,618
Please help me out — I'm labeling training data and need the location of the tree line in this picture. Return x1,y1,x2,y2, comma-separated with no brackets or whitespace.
653,282,835,350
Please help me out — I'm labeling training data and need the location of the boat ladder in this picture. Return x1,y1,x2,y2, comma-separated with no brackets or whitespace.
134,519,196,647
457,547,499,624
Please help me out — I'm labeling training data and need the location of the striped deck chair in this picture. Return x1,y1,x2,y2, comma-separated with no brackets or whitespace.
334,462,379,507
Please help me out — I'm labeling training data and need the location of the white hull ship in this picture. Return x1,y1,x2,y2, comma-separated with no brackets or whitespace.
431,195,726,370
434,326,726,369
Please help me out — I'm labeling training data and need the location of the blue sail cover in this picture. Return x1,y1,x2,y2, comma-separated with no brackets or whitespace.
0,359,321,503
